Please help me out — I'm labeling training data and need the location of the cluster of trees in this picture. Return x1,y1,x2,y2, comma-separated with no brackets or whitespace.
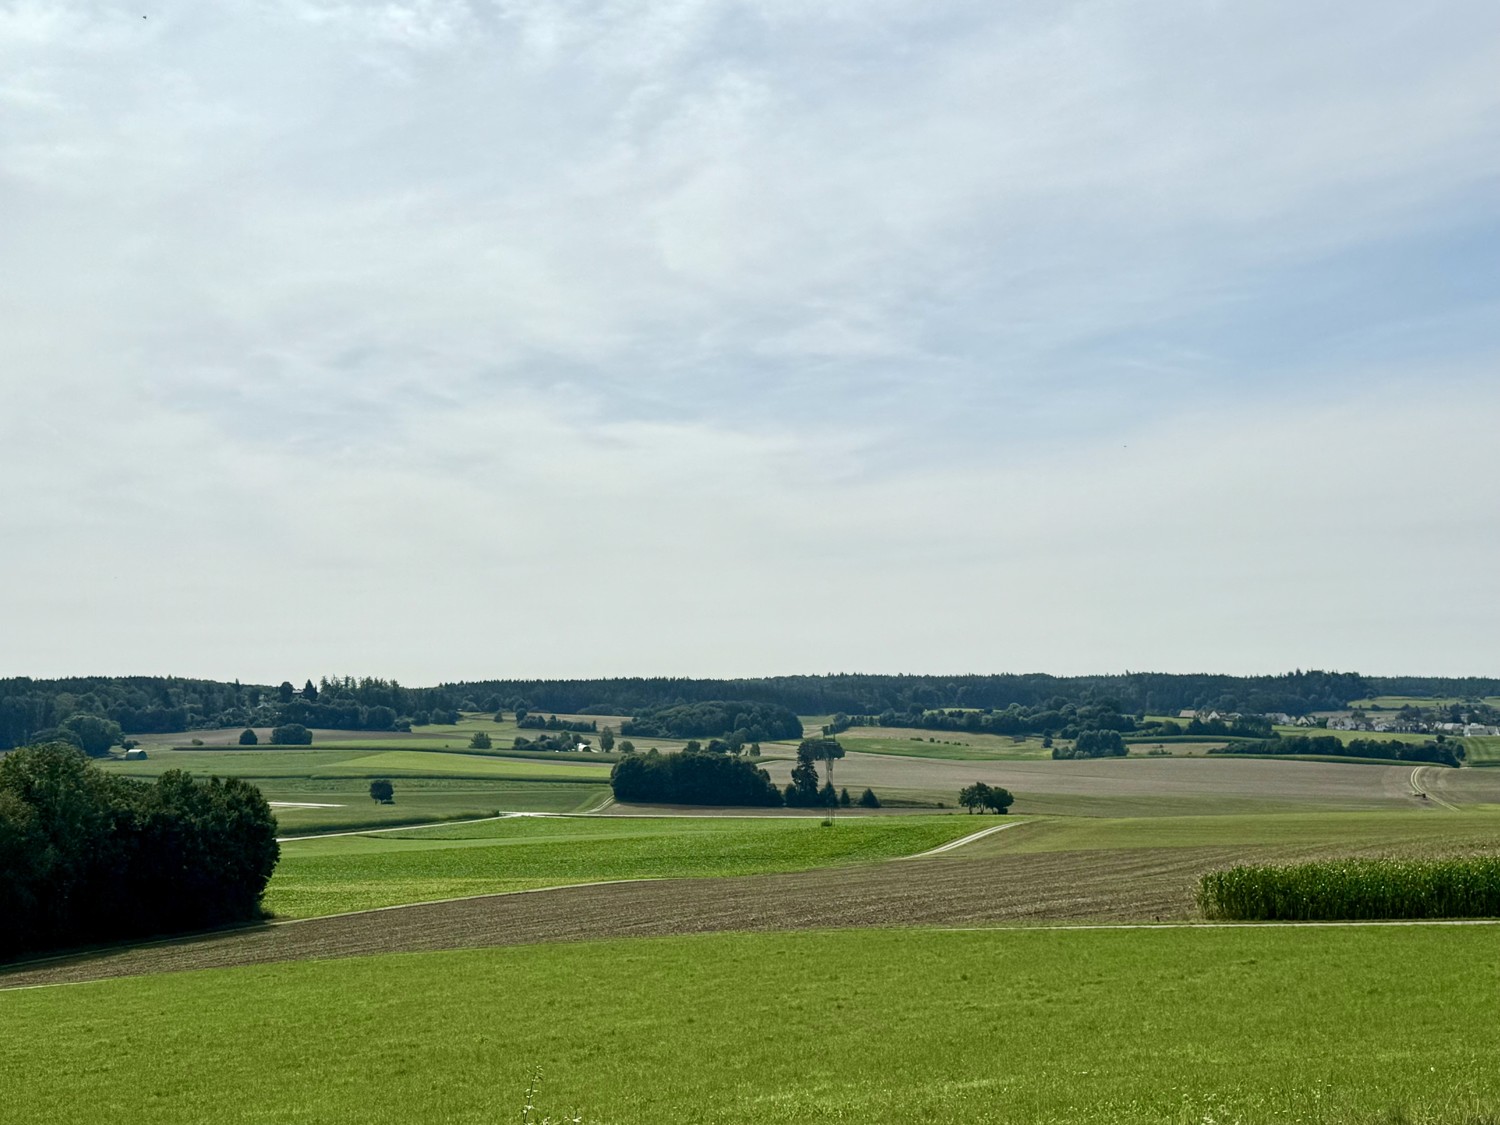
0,744,280,959
958,782,1015,814
0,675,490,750
516,715,598,733
608,737,872,810
444,669,1388,719
1134,715,1277,739
512,733,588,752
823,700,1142,742
1051,730,1127,759
621,701,803,743
783,738,845,808
609,750,783,806
1211,736,1466,768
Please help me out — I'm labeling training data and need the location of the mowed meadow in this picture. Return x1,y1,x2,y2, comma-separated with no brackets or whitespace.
6,926,1500,1125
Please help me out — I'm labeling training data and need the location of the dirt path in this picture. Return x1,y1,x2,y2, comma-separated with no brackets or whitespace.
907,819,1024,856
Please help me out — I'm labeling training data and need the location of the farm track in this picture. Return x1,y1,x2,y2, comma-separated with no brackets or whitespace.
0,837,1427,991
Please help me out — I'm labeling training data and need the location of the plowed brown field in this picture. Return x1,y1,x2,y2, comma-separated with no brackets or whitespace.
1,830,1438,991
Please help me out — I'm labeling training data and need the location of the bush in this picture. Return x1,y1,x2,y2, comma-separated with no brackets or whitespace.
238,728,258,746
1198,857,1500,921
0,744,279,960
470,731,493,750
269,723,312,746
857,787,881,808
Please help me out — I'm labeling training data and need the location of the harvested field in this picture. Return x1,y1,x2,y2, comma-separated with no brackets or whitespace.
761,751,1500,815
4,825,1467,990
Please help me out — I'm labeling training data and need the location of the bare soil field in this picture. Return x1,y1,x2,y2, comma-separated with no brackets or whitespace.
3,827,1467,991
760,751,1500,815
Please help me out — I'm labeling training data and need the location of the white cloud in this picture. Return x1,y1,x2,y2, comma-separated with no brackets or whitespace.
1,0,1498,679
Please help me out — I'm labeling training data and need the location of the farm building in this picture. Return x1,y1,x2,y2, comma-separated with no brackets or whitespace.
123,747,148,760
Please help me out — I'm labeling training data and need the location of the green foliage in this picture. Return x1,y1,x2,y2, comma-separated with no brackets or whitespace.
857,787,881,808
610,751,782,807
621,700,802,742
0,744,278,959
1199,857,1500,921
958,782,1014,814
238,728,258,745
270,723,313,745
369,779,394,804
1211,735,1464,767
1052,730,1126,759
469,730,492,749
59,713,123,757
783,742,823,807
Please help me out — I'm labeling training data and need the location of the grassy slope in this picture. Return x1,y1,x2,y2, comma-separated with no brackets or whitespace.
268,813,980,917
5,926,1500,1125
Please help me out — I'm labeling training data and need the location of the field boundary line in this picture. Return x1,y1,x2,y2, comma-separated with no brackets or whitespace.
277,812,524,843
905,819,1025,857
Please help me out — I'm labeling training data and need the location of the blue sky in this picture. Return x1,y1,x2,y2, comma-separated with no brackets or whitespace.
2,0,1498,681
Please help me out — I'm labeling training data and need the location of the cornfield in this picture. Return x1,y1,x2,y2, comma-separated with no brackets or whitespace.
1198,856,1500,921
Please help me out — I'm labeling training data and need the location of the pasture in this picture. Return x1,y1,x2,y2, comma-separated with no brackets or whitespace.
96,745,615,834
268,813,982,917
5,925,1500,1125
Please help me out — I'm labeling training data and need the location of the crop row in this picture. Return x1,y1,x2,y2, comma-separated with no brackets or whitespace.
1198,856,1500,920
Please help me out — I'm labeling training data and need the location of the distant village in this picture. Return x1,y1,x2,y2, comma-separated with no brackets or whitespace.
1178,709,1500,738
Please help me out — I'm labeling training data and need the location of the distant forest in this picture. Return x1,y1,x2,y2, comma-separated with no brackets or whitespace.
3,670,1499,751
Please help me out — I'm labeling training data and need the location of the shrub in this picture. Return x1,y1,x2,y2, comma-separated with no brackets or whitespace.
239,728,258,745
269,723,312,746
470,731,493,749
1198,857,1500,921
857,787,881,809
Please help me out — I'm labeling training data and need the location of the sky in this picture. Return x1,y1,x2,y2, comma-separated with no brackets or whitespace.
2,0,1498,684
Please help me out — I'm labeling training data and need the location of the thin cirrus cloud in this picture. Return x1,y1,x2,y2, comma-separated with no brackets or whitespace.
1,0,1497,682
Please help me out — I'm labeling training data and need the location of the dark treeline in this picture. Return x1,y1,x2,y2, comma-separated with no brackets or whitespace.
6,670,1496,751
516,714,598,733
1210,735,1466,768
621,701,803,742
610,750,783,806
453,670,1379,719
0,744,280,959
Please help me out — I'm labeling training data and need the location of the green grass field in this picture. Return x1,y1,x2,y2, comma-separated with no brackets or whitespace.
268,813,980,917
95,746,616,833
6,925,1499,1125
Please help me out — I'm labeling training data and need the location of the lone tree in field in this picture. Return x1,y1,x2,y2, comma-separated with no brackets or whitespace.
959,782,1015,814
469,730,492,749
369,778,394,804
239,728,258,745
599,726,615,752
